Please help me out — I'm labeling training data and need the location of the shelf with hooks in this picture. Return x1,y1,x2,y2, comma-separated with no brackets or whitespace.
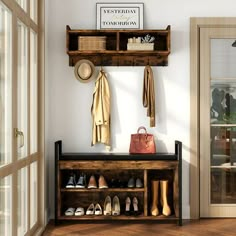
66,25,171,67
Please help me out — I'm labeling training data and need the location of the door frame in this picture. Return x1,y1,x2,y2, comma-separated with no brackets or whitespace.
190,17,236,219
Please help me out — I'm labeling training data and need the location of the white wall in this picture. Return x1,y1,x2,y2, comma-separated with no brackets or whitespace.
46,0,236,220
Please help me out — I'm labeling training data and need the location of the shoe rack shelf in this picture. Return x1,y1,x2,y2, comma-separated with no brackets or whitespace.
61,188,145,192
55,140,182,225
66,25,171,66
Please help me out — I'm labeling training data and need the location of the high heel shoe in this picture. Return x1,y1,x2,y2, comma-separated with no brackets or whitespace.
133,197,140,216
94,203,102,215
103,196,112,215
124,197,131,216
87,175,97,189
112,196,120,216
86,203,95,215
98,175,108,189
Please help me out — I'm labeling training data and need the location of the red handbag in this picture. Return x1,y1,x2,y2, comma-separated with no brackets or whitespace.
129,126,156,154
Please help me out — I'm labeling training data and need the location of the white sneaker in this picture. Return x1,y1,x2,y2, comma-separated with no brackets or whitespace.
75,207,84,216
65,207,75,216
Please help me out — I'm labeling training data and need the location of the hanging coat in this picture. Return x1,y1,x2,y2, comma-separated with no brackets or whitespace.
91,69,111,149
143,65,156,127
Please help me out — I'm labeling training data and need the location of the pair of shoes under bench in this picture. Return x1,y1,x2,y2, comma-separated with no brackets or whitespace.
64,207,84,216
66,174,86,188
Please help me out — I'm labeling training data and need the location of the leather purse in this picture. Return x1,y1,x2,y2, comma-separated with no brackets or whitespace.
129,126,156,154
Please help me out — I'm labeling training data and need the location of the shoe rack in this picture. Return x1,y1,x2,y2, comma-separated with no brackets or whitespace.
55,140,182,225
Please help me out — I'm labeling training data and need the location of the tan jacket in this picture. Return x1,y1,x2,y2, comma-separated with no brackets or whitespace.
143,65,155,127
91,69,111,149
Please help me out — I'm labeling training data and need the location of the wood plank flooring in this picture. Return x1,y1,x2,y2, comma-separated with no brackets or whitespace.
42,219,236,236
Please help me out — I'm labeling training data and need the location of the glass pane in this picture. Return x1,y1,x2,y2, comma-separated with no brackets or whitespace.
16,0,27,12
0,176,12,236
30,162,37,227
210,39,236,204
30,0,37,23
17,20,28,159
211,39,236,79
211,80,236,124
211,126,236,203
211,126,236,166
30,30,38,154
0,3,12,167
211,168,236,204
18,167,28,235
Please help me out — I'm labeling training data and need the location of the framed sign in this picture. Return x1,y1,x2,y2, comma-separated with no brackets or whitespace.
96,3,144,30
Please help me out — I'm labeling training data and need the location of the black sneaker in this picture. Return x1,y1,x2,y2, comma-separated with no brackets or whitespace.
127,177,135,188
136,178,143,188
76,173,86,188
66,174,76,188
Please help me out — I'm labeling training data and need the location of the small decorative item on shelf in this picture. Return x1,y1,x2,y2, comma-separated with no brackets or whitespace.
127,34,155,51
142,34,155,43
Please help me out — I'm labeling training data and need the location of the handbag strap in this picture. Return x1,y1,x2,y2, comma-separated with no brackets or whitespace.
137,126,147,134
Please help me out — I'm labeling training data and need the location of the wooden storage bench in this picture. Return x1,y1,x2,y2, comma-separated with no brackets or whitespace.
55,140,182,225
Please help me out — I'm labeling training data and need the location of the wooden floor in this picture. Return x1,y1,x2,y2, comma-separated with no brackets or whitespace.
42,219,236,236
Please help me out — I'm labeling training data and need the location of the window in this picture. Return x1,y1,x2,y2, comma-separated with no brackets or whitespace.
30,30,38,154
30,0,37,23
0,2,12,168
17,20,28,159
17,167,28,235
30,162,38,227
0,0,44,235
16,0,27,12
0,176,12,236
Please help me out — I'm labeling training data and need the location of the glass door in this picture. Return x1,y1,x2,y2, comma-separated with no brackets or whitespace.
0,0,44,235
200,28,236,217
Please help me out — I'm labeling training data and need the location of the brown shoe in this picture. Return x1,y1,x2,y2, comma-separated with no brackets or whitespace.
98,175,108,189
87,175,97,188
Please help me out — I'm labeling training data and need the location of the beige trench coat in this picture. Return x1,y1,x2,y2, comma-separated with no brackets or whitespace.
91,69,111,149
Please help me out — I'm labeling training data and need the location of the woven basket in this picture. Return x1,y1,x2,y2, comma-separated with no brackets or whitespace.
78,36,106,50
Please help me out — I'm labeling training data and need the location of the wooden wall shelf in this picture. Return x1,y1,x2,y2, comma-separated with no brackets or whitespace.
55,140,182,225
66,25,171,66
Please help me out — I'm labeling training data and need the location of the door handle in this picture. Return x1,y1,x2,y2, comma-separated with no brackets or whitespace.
14,128,24,148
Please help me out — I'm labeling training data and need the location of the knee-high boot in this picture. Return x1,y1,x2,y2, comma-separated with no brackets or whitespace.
160,180,171,216
151,180,159,216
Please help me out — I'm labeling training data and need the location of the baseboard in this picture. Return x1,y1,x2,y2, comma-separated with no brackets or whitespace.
182,205,191,219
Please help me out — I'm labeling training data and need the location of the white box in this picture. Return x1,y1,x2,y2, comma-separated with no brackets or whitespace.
127,43,154,51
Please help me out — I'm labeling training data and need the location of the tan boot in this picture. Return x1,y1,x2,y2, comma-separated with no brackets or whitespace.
160,180,171,216
151,180,159,216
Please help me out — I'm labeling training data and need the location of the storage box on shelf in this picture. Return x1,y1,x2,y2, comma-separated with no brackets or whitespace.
78,36,106,51
66,25,171,66
55,140,182,225
127,43,154,51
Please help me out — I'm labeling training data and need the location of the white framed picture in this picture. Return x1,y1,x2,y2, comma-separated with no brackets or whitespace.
96,3,144,30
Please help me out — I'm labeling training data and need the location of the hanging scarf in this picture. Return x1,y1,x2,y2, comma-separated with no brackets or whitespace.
143,65,155,127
